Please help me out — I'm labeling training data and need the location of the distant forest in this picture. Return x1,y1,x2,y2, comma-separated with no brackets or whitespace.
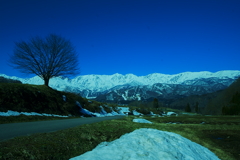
127,77,240,115
170,77,240,115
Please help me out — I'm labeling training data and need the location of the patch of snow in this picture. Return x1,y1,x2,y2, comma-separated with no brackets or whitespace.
91,113,105,117
76,101,95,117
167,112,178,116
76,101,125,117
0,110,68,117
121,94,127,100
99,106,107,115
70,128,220,160
109,107,119,116
117,107,129,115
0,110,21,116
86,96,96,99
0,105,125,118
132,110,143,116
136,94,141,101
133,118,152,124
92,106,116,117
149,111,155,116
125,90,129,97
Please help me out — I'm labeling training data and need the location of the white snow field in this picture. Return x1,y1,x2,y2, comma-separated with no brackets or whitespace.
70,128,220,160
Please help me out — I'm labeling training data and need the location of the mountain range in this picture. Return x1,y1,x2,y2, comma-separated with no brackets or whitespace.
1,70,240,103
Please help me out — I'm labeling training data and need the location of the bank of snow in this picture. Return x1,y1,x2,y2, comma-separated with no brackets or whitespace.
0,110,68,117
0,106,128,117
76,102,126,117
133,118,152,124
70,128,220,160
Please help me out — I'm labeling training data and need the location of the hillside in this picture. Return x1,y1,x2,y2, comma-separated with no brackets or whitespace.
166,77,240,115
204,77,240,115
0,83,117,117
168,90,222,112
0,83,81,116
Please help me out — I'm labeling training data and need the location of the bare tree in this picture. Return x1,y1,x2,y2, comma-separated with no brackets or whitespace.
9,34,79,87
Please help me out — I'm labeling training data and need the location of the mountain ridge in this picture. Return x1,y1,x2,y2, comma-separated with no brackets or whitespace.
1,70,240,101
1,70,240,90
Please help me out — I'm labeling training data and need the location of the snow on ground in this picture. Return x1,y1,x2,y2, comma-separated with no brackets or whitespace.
76,101,125,117
0,106,181,119
0,105,181,119
0,110,68,117
132,109,143,115
166,112,178,116
133,118,152,124
70,128,220,160
149,111,155,116
0,104,127,118
118,107,130,115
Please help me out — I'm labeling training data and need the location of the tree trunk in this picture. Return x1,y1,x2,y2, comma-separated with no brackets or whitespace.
44,78,50,87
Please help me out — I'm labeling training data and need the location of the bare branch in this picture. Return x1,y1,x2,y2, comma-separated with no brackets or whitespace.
9,34,80,86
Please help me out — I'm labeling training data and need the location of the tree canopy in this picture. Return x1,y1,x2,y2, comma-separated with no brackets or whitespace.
9,34,80,86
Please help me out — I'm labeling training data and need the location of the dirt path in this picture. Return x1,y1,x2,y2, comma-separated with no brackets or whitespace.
0,116,124,141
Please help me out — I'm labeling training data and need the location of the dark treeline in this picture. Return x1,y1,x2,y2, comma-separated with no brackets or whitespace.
171,77,240,115
205,77,240,115
125,77,240,115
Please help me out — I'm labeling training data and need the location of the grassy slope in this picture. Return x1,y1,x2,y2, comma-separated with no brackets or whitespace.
0,115,239,160
0,83,82,116
0,83,119,118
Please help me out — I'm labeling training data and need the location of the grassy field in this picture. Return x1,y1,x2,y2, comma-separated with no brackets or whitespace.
0,115,239,160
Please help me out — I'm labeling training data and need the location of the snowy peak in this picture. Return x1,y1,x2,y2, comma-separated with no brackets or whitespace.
1,70,240,93
144,70,240,84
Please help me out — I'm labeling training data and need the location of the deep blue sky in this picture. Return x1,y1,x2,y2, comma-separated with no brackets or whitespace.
0,0,240,78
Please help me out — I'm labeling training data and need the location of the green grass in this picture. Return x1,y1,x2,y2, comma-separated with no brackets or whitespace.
0,83,82,116
0,83,120,117
0,115,239,160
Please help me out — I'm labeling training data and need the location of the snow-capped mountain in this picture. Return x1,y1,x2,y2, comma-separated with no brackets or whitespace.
94,78,233,103
1,70,240,101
